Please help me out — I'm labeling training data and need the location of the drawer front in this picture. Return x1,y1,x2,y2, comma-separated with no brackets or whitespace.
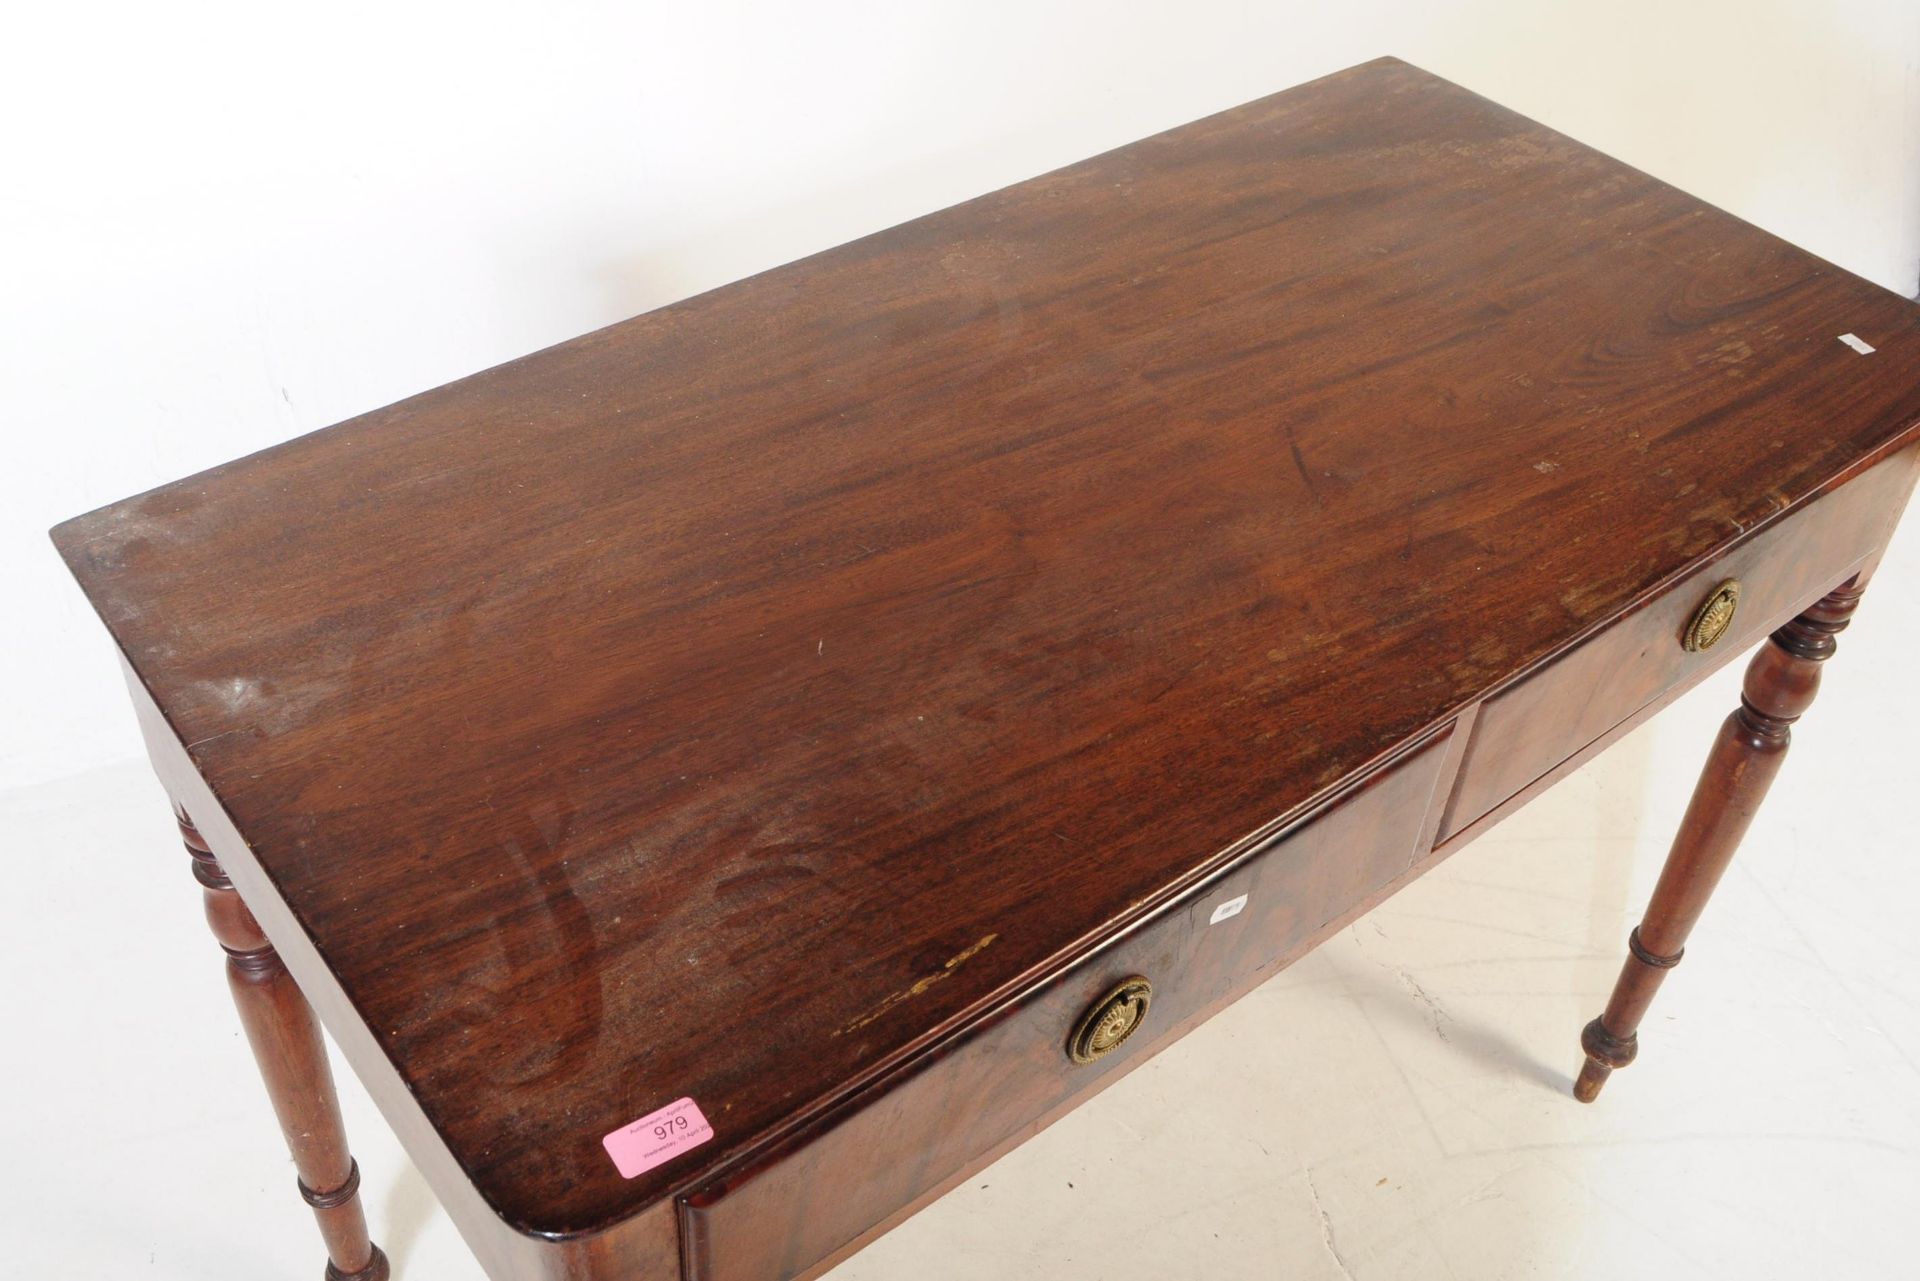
1439,450,1917,843
681,730,1453,1281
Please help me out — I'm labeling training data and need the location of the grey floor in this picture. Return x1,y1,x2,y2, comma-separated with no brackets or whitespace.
9,512,1920,1279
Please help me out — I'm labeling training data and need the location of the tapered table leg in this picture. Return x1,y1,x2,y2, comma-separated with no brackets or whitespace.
1573,576,1865,1103
179,808,391,1280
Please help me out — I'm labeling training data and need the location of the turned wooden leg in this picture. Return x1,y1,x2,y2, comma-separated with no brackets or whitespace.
179,808,391,1280
1573,577,1866,1102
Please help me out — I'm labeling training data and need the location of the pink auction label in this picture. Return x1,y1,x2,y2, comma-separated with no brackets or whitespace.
602,1097,714,1179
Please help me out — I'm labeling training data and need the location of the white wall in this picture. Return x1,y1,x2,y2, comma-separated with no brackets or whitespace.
5,1,1917,790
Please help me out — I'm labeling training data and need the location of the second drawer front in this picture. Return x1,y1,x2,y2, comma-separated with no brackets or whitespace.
682,729,1453,1281
1439,450,1916,843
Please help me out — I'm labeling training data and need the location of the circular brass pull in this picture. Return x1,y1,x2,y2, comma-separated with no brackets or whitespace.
1683,578,1741,652
1068,976,1152,1064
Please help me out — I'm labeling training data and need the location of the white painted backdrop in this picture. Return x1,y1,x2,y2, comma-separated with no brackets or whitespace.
4,1,1916,790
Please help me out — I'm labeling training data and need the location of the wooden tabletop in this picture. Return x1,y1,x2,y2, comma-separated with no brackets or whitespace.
53,57,1920,1236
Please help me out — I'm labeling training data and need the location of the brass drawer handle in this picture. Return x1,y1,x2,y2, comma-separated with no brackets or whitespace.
1068,976,1153,1064
1683,579,1741,652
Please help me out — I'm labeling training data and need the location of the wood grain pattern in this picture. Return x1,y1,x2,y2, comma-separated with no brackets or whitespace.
684,730,1450,1281
48,53,1920,1270
1439,450,1916,839
682,449,1916,1281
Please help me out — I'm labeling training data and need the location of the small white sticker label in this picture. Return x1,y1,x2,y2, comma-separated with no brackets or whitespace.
1838,333,1876,355
1209,893,1249,925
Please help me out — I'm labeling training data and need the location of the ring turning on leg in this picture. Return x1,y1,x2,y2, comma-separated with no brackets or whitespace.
179,808,391,1280
1573,577,1865,1103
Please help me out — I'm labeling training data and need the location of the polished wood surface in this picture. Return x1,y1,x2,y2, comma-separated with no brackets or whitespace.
49,55,1920,1278
1438,453,1913,840
686,731,1451,1281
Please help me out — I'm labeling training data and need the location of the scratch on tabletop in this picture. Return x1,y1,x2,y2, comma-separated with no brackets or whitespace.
835,934,999,1036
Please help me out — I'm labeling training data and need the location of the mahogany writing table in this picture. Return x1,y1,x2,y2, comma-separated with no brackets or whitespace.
51,57,1920,1280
